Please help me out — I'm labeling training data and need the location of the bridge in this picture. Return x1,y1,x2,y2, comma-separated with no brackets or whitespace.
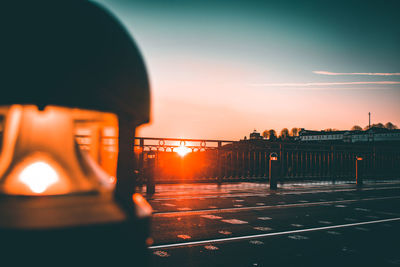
134,137,399,188
133,137,400,266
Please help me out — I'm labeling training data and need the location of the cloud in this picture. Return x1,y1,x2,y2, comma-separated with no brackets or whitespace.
250,81,400,87
313,71,400,76
284,87,395,91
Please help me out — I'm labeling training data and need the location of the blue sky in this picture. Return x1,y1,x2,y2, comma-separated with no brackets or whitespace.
94,0,400,140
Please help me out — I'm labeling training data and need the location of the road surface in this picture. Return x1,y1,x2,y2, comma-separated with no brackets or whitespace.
145,182,400,267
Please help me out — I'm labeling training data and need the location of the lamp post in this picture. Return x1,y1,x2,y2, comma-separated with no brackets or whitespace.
146,151,157,195
269,152,279,190
356,155,363,187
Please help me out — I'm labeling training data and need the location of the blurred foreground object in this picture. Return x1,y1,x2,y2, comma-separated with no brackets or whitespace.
0,0,151,265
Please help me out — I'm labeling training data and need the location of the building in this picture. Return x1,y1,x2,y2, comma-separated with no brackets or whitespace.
299,127,400,143
249,129,263,140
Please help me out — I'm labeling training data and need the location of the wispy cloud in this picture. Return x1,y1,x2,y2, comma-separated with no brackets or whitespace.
250,81,400,87
313,71,400,76
283,87,395,91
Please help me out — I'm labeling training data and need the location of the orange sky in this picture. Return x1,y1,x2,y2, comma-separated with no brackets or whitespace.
97,0,400,141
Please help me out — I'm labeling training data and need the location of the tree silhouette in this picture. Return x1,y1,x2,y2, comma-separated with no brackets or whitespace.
351,125,362,131
262,130,270,139
290,127,300,137
280,128,289,140
385,122,398,129
268,129,277,141
365,123,385,130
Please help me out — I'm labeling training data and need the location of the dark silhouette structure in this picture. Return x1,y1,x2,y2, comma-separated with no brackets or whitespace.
1,1,151,265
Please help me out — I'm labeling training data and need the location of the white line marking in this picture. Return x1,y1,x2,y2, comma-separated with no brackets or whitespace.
291,224,303,227
204,245,219,250
354,208,370,212
249,240,264,245
201,215,222,220
153,196,400,216
177,207,192,211
221,219,248,224
177,234,191,239
218,230,232,235
153,250,170,257
288,234,309,240
148,217,400,250
254,227,272,231
341,246,356,253
318,221,332,224
162,203,176,207
326,231,341,235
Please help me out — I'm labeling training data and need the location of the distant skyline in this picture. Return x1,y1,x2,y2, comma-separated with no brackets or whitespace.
95,0,400,140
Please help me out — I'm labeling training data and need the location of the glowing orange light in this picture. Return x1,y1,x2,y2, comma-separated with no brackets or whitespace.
147,153,156,159
175,145,191,157
109,176,116,184
356,157,363,161
270,156,278,161
146,237,154,246
19,161,59,193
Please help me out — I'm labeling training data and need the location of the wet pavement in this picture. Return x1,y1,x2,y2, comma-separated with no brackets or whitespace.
145,181,400,267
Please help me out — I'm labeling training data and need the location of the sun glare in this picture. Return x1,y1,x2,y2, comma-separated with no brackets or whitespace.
175,145,191,157
19,161,59,193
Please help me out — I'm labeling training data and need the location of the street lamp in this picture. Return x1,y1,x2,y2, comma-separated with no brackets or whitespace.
146,151,157,195
356,155,363,187
269,152,279,190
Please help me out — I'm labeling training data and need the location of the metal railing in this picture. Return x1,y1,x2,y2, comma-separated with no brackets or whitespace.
134,137,400,185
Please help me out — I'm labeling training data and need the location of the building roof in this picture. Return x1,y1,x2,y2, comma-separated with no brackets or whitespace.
299,127,400,136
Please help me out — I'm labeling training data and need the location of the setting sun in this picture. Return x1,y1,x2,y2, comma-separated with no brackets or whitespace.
175,145,191,157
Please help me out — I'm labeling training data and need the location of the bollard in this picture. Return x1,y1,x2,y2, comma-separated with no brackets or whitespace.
146,151,156,195
269,152,279,190
356,156,363,187
217,141,223,186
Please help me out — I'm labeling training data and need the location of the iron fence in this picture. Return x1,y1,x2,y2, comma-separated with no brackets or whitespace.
134,137,400,184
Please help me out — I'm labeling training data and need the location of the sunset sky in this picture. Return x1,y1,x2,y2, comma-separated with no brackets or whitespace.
95,0,400,140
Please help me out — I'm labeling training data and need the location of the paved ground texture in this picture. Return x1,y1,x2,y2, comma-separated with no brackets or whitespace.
146,181,400,267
